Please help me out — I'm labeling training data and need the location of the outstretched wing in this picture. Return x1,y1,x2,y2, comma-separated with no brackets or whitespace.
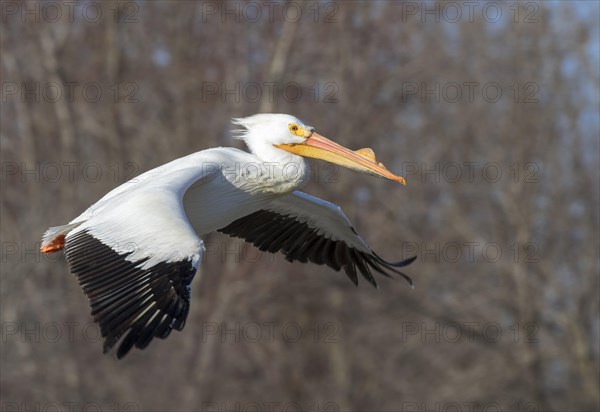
63,167,213,358
218,191,416,288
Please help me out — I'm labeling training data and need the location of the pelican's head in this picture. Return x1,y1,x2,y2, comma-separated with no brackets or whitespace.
233,113,406,185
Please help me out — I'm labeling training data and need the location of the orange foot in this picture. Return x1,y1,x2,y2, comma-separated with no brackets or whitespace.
41,234,65,253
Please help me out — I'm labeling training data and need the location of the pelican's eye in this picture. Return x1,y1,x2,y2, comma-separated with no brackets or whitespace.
288,123,303,136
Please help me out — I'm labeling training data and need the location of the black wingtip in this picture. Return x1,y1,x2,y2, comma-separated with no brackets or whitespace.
373,253,417,268
366,252,416,287
396,255,418,267
388,264,414,287
365,276,379,289
399,270,414,288
395,258,415,288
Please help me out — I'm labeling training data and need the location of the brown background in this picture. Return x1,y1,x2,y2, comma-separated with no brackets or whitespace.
1,1,598,411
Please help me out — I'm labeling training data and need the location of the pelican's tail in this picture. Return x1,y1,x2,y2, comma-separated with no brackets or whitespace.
41,222,82,253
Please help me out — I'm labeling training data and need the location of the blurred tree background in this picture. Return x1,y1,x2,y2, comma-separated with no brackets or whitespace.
1,1,598,411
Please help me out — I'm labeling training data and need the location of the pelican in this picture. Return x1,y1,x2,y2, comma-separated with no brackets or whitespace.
41,114,416,358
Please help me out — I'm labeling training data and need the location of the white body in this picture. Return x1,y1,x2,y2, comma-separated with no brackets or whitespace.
42,114,414,358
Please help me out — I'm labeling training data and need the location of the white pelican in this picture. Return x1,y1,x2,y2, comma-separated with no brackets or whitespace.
41,114,415,358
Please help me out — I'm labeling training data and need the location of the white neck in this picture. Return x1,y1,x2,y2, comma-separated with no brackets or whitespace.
240,139,310,195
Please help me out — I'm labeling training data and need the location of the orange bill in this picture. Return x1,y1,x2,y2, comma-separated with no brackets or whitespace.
276,132,406,185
